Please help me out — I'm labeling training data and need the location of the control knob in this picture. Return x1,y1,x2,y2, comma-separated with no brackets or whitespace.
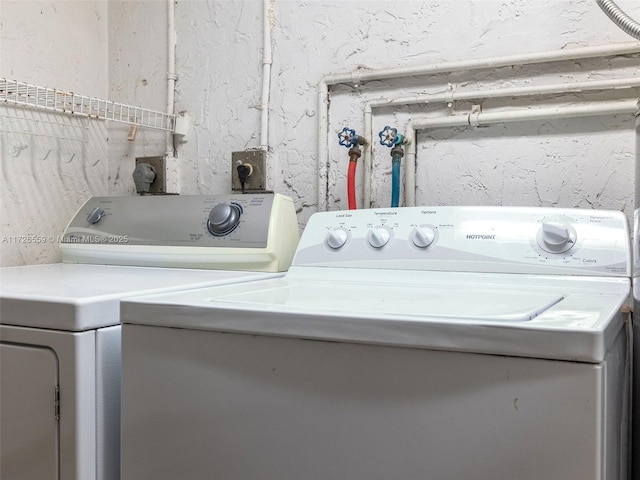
325,228,349,249
87,207,106,225
537,221,576,253
207,203,242,236
411,226,436,248
367,227,391,249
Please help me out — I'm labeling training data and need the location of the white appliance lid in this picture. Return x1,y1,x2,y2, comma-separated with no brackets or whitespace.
210,282,563,322
121,269,630,363
0,264,276,331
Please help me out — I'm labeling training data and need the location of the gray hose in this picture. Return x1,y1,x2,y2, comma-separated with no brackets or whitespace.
597,0,640,40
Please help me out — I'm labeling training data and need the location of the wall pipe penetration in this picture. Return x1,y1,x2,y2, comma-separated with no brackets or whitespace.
317,42,640,211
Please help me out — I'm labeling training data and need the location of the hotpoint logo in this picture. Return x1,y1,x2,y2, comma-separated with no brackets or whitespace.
466,234,496,240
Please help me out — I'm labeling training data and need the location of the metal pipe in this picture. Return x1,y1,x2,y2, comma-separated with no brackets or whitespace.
597,0,640,40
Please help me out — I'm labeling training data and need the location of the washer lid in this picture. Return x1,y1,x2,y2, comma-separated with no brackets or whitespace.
0,264,275,331
121,269,630,363
210,282,564,322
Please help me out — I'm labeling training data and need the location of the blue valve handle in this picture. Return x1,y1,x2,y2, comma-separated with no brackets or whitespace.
379,126,406,148
379,126,398,147
338,127,357,148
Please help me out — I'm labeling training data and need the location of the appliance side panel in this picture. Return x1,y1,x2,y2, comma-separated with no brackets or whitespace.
122,324,607,480
604,319,631,480
0,343,59,480
0,325,98,480
633,310,640,480
95,325,122,480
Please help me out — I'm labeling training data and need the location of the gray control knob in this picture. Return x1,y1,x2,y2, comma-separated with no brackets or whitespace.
325,228,349,249
367,227,391,249
207,203,242,236
87,207,106,225
411,226,436,248
537,221,576,253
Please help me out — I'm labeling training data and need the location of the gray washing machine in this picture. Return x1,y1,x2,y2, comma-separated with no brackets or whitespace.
0,193,299,480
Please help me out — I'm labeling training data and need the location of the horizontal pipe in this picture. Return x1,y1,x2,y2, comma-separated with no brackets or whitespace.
363,77,640,207
322,43,640,87
410,99,638,130
404,99,639,207
370,77,640,110
319,43,640,211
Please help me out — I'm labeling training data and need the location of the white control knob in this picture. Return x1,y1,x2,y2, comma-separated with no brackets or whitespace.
326,228,349,249
537,221,576,253
411,226,436,248
367,227,391,249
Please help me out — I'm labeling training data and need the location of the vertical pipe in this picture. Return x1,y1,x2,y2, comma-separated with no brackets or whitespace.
317,81,329,211
166,0,176,156
404,125,417,207
363,104,373,208
260,0,273,150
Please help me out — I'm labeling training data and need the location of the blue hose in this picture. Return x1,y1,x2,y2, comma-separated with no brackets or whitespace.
391,156,401,208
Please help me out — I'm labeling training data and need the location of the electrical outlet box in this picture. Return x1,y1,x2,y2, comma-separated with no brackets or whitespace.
232,150,267,192
135,156,166,194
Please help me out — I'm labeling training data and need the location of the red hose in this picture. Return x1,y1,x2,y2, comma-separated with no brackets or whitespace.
347,159,357,210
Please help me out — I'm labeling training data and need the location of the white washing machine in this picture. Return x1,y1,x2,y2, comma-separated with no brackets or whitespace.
0,193,299,480
631,112,640,480
120,206,631,480
631,207,640,480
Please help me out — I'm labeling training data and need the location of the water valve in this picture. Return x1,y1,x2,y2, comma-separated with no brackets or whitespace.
378,126,406,148
338,127,357,148
338,127,368,149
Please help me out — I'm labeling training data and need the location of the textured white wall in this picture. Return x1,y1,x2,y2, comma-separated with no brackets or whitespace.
2,0,639,266
1,0,108,266
107,0,169,196
166,0,639,227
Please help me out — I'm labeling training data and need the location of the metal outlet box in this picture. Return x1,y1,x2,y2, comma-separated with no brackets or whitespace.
135,156,166,194
232,150,267,192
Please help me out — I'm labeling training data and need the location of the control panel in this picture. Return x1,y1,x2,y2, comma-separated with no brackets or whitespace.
292,206,631,276
60,194,300,272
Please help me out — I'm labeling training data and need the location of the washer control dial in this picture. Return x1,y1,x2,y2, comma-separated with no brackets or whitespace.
87,207,106,225
207,203,242,236
537,221,576,253
367,227,391,249
325,228,349,249
411,225,436,248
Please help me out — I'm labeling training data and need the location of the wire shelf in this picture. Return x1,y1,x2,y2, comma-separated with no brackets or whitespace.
0,78,176,132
